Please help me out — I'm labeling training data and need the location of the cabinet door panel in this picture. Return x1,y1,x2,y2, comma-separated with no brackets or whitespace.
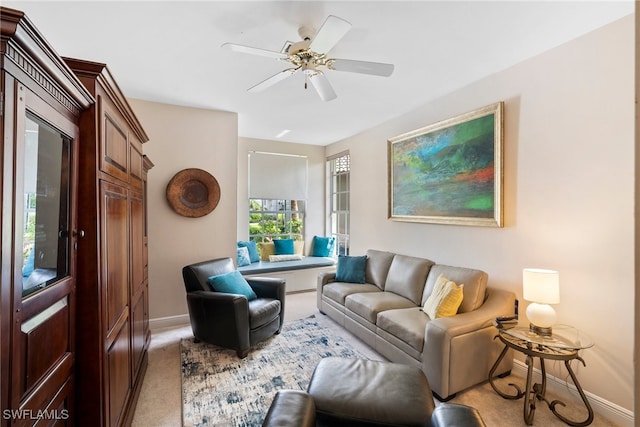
101,181,129,334
129,137,143,186
8,85,80,424
100,96,129,182
107,320,131,427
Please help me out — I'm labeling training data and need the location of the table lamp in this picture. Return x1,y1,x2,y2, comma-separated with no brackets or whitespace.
523,268,560,336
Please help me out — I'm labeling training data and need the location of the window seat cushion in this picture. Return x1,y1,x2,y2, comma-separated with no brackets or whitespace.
238,256,336,275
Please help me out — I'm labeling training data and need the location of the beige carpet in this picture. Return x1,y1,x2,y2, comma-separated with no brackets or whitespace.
132,291,619,426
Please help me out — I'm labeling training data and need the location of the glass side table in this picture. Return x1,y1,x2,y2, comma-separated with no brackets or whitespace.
488,324,594,426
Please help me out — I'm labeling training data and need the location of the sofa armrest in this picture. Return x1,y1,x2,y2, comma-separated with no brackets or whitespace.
317,271,336,312
423,289,516,399
427,289,516,337
317,271,336,287
262,390,315,427
186,290,251,350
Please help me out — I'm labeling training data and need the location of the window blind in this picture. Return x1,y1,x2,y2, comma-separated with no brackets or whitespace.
248,152,308,200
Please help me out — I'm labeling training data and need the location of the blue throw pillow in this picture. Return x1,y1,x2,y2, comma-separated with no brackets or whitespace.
273,239,295,255
237,247,251,267
335,255,367,284
237,240,260,263
312,236,335,257
207,271,257,301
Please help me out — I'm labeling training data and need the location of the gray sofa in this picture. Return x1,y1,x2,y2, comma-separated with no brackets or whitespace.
317,249,515,400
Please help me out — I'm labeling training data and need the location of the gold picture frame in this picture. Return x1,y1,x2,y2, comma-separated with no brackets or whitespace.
388,102,503,227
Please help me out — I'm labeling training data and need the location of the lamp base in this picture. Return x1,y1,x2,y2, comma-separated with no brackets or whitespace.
529,323,552,337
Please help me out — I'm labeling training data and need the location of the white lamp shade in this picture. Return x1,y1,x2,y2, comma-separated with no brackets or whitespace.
522,268,560,304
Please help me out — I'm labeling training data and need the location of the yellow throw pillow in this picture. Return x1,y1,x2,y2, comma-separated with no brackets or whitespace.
257,242,275,261
423,274,464,319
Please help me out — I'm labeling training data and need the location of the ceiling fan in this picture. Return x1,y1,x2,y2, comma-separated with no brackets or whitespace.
222,15,394,102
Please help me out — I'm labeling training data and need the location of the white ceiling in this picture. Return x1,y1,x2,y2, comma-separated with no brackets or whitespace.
5,1,633,146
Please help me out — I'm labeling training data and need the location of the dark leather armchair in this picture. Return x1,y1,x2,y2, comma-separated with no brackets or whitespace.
182,257,286,358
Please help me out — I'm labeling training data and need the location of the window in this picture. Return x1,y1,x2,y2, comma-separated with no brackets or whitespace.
328,152,350,256
247,152,307,243
249,199,305,242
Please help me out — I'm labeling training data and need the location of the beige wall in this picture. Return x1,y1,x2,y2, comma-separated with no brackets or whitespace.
327,16,634,413
127,100,239,321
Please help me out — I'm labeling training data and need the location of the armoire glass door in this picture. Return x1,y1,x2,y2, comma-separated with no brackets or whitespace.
21,114,71,298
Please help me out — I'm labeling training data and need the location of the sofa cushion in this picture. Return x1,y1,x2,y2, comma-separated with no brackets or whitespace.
365,250,396,290
384,255,435,305
248,298,281,329
335,255,367,283
308,358,435,427
377,307,428,353
345,292,416,323
422,265,488,313
323,283,381,305
422,274,464,319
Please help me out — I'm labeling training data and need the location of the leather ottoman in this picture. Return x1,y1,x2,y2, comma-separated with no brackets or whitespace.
308,357,435,426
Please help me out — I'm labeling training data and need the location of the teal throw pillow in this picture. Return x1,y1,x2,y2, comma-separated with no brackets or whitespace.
312,236,335,257
207,271,257,301
237,246,251,267
273,239,295,255
335,255,367,284
237,240,260,263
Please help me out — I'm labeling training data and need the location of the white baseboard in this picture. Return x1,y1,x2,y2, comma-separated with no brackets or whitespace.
512,360,634,426
149,314,190,331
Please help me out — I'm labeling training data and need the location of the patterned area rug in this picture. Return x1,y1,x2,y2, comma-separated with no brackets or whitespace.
181,316,366,426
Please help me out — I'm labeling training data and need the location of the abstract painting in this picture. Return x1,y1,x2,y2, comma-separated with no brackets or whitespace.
388,102,503,227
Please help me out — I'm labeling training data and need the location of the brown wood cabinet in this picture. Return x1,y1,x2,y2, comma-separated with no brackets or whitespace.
1,7,93,426
1,8,151,426
64,57,152,427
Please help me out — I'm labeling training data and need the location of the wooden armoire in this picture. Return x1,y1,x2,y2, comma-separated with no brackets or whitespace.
1,6,152,426
64,57,152,427
0,7,94,425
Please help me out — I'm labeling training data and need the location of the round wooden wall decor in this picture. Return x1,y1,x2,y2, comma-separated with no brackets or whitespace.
166,168,220,218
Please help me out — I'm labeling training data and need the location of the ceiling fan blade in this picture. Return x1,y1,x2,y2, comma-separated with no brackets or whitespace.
222,43,288,60
308,15,351,54
248,68,299,93
330,59,394,77
308,71,337,102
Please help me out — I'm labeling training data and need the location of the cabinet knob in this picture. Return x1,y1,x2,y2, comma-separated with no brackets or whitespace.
73,230,85,238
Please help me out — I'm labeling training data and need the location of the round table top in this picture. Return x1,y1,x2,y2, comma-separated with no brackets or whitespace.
501,324,594,351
